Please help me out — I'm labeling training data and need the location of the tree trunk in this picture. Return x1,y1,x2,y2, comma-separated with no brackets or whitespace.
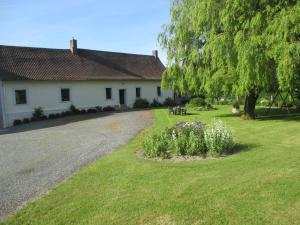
243,91,259,120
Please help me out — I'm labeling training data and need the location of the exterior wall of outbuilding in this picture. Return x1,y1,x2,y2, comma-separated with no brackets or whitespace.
1,80,173,127
0,81,5,129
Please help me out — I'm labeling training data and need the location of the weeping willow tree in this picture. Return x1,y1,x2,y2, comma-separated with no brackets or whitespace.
159,0,300,119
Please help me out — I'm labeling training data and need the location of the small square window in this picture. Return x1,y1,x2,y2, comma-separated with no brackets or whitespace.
136,87,141,98
15,90,27,104
106,88,112,99
61,88,70,102
157,86,161,97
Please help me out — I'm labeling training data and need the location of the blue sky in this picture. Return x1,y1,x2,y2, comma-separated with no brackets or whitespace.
0,0,170,64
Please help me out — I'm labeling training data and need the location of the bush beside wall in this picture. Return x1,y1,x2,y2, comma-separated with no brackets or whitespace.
133,99,150,108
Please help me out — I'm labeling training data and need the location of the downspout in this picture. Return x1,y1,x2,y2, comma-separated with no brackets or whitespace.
0,80,7,128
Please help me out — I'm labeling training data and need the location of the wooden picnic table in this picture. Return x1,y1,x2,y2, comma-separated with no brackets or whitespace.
169,106,187,115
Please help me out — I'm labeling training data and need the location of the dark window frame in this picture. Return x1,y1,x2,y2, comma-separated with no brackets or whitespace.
61,88,70,102
136,87,141,98
157,86,162,97
15,89,27,105
106,88,112,100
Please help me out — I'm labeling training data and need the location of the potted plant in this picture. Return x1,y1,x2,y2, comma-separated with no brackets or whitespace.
232,101,240,114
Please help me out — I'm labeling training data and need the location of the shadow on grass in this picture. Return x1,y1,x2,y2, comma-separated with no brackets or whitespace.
168,112,199,116
215,107,300,121
227,143,259,155
216,113,242,118
256,107,300,121
257,114,300,121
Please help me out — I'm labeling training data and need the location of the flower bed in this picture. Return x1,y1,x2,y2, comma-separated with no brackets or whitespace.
142,120,234,159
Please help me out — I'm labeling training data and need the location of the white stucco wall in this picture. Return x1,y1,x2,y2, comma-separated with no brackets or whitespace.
2,80,173,127
0,81,5,129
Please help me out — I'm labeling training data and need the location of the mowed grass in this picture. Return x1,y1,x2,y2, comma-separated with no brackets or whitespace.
2,106,300,225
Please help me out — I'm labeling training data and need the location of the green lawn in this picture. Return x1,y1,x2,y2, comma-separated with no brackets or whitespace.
2,106,300,225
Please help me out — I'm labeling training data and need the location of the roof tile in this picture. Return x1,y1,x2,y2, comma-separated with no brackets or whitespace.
0,45,165,81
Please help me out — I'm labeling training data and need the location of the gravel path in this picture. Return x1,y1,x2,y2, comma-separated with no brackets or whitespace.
0,110,153,220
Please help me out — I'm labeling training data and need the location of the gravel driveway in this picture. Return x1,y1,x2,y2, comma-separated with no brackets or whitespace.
0,110,153,220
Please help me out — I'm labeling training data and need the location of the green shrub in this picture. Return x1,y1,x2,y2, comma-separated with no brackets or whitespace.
172,122,206,156
164,97,176,106
87,108,98,113
259,99,270,107
204,120,234,157
150,99,162,107
216,98,231,105
70,105,80,114
142,132,171,158
194,104,215,111
13,119,22,126
48,114,57,119
103,106,115,112
186,130,207,156
95,106,102,112
22,118,30,124
142,120,234,159
133,99,149,108
186,97,206,108
40,115,47,120
173,129,189,155
60,111,71,117
80,109,87,114
32,107,44,120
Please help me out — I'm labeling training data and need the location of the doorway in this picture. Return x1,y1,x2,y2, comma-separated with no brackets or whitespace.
119,89,126,105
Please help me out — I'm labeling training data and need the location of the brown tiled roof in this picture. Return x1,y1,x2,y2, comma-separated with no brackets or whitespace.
0,45,165,81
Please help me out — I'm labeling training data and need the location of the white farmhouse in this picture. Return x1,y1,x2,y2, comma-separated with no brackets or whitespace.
0,39,173,128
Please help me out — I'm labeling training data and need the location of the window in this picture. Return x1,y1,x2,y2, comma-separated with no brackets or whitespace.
157,86,161,97
15,90,27,104
106,88,112,99
136,87,141,98
61,88,70,102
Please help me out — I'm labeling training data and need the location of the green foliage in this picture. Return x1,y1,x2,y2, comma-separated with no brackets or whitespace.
232,101,240,109
142,132,171,158
133,98,149,108
32,107,44,120
142,121,230,158
87,108,98,113
173,129,189,156
186,97,206,108
95,106,102,112
13,119,22,126
22,118,30,124
70,105,80,114
150,99,162,108
159,0,300,115
186,97,215,111
186,129,207,156
103,106,115,112
4,107,300,225
163,97,176,106
204,120,234,157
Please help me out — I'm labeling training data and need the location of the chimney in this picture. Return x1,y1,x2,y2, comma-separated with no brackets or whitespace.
152,50,158,59
70,38,77,55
